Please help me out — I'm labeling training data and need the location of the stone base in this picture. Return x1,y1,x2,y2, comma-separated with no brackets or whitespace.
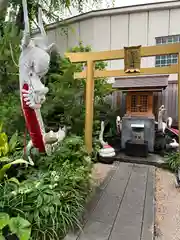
115,152,167,168
121,116,155,152
125,140,148,157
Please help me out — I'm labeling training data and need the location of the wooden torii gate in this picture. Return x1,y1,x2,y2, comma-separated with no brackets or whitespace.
65,43,180,153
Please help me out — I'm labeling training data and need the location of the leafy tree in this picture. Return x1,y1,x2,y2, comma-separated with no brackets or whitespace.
42,42,113,136
0,21,23,135
0,0,103,31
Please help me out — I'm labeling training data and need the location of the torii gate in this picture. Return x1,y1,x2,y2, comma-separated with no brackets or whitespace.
65,43,180,153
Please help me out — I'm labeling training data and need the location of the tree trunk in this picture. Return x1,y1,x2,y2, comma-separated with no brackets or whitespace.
0,0,9,36
0,0,8,12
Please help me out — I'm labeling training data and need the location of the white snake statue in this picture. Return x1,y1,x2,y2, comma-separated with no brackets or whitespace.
116,116,122,134
99,121,116,157
19,0,66,164
157,105,173,133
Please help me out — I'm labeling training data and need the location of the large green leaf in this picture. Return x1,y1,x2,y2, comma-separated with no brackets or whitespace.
9,217,31,240
0,212,10,230
0,163,11,181
0,157,11,162
0,133,8,145
8,177,20,185
0,123,3,133
8,159,30,165
0,159,30,181
0,132,9,156
8,131,18,152
0,232,5,240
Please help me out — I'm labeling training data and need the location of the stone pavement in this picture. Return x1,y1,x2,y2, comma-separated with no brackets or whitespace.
65,162,155,240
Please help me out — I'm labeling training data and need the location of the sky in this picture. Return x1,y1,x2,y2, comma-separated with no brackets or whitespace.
62,0,176,18
103,0,175,8
102,0,174,8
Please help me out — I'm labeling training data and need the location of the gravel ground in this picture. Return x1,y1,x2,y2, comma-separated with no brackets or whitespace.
155,168,180,240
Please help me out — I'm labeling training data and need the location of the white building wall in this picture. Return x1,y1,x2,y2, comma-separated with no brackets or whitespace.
110,14,128,70
79,19,94,47
44,4,180,69
40,2,180,84
169,8,180,35
45,5,180,74
67,23,80,49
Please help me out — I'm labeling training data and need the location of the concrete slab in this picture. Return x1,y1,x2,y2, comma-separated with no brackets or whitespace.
66,163,155,240
141,167,155,240
78,221,112,240
109,164,148,240
89,163,132,224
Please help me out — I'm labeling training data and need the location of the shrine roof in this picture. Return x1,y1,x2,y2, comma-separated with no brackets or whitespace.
112,74,169,91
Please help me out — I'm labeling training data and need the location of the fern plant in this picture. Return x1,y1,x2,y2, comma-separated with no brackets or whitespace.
166,152,180,172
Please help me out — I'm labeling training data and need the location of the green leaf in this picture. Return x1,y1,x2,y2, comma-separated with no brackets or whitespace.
36,195,43,208
9,217,31,240
9,159,30,166
0,123,3,133
49,206,54,214
2,142,9,156
9,132,18,153
8,177,20,185
0,159,29,181
0,163,11,181
0,131,9,156
0,231,5,240
0,133,8,146
0,213,10,230
0,157,11,162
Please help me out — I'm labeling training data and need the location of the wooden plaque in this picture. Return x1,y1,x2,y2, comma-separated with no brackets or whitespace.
124,45,141,73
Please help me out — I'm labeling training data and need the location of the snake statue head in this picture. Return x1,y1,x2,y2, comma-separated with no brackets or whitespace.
19,2,56,109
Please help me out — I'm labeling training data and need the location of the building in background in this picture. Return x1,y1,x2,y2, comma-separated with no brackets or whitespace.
40,0,180,125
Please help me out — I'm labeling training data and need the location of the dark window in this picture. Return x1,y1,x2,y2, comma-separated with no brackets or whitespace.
139,95,148,112
131,95,138,112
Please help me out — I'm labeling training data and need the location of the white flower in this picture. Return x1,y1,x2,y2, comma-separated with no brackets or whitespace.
24,189,32,194
51,171,57,177
35,182,41,188
11,191,17,196
54,176,59,182
84,156,91,163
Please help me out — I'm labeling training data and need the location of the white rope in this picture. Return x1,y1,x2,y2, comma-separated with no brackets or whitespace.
38,8,46,37
22,0,29,34
9,42,18,67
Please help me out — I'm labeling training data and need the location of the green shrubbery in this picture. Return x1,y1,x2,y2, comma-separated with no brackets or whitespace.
0,37,115,239
0,135,93,239
166,152,180,172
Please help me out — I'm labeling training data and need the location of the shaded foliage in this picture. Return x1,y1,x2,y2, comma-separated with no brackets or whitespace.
42,42,113,136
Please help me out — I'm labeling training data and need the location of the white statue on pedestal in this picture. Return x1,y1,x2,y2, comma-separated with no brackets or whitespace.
157,105,173,133
99,121,116,158
116,116,122,134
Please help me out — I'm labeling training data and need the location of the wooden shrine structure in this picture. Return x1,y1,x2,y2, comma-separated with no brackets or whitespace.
65,43,180,153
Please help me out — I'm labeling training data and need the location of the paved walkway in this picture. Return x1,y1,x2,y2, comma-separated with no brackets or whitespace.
66,162,155,240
